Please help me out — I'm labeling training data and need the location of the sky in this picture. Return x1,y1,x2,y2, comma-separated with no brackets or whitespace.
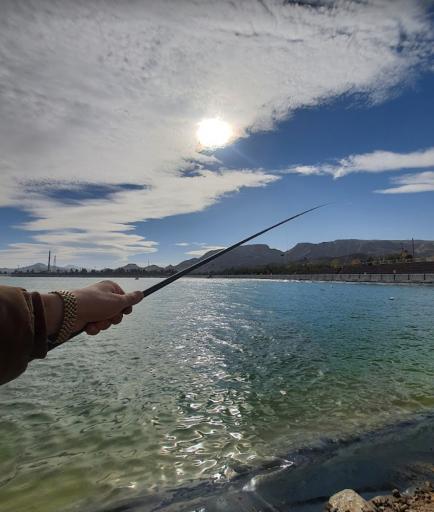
0,0,433,268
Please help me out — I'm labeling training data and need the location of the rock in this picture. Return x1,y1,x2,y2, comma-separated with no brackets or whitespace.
372,496,392,506
328,489,375,512
392,489,401,499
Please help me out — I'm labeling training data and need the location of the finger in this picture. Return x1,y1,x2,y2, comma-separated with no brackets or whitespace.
86,324,100,336
121,290,144,308
93,319,113,331
111,282,125,295
99,280,125,295
123,306,133,315
111,314,123,325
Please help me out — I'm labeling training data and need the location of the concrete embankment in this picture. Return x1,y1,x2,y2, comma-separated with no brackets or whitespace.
205,273,434,284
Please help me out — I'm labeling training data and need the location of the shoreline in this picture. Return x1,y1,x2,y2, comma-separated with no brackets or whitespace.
193,273,434,285
2,273,434,285
98,412,434,512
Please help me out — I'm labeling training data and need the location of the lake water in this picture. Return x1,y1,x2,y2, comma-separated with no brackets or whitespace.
0,277,434,512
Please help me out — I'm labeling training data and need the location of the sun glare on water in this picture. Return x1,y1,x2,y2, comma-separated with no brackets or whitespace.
196,118,233,148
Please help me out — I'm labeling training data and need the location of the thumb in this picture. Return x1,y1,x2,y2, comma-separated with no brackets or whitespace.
122,290,144,308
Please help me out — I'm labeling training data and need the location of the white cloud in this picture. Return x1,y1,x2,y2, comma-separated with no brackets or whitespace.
0,169,275,266
186,246,226,257
290,147,434,178
0,0,432,264
175,242,190,247
376,171,434,194
19,170,277,231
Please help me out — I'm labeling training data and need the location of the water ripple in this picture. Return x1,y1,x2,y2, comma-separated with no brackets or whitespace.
0,277,433,511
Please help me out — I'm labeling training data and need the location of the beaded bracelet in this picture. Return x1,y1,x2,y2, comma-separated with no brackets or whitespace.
50,290,78,344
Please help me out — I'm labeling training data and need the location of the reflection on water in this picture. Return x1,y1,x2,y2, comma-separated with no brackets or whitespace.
0,277,433,511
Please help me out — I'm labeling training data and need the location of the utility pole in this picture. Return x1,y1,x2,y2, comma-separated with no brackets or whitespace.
412,238,415,258
47,250,51,273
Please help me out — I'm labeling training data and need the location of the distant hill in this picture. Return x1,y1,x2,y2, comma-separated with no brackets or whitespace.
19,263,48,272
118,263,141,271
1,263,82,274
116,263,166,272
175,244,286,273
175,239,434,273
285,239,434,262
144,265,164,272
2,239,434,276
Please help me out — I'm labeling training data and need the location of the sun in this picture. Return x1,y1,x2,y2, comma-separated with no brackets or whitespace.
196,118,233,148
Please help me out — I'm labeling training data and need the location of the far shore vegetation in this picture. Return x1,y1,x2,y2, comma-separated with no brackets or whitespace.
4,249,434,278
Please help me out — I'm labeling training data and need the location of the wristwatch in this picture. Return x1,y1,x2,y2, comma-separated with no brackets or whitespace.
50,290,78,345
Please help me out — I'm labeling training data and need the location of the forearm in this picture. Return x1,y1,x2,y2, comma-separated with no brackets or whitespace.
0,280,143,385
0,286,49,385
40,293,63,336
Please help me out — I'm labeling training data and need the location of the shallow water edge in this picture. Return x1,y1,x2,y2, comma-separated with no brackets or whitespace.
1,277,433,512
98,412,434,512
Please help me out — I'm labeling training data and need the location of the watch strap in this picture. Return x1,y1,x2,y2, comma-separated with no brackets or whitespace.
50,290,78,345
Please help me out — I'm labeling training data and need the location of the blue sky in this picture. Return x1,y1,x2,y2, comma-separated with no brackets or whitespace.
130,72,434,266
0,1,433,268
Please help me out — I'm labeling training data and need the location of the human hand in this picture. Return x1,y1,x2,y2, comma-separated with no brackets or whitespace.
72,281,144,335
42,280,143,337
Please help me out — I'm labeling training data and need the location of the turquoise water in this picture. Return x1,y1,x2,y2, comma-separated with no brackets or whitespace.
0,277,433,511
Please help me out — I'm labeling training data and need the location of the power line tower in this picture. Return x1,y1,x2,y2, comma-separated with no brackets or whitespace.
47,250,51,273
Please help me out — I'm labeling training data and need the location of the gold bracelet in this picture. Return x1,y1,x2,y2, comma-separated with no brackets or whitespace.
50,290,78,345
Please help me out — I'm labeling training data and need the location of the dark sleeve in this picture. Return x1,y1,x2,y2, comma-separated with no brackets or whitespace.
0,285,48,385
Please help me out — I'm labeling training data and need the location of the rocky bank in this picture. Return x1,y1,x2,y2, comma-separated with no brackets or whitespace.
327,482,434,512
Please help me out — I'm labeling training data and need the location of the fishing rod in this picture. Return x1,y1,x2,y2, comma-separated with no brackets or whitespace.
141,204,326,297
69,204,326,340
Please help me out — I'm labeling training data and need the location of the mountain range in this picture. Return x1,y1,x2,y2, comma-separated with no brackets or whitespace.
0,263,80,274
285,239,434,262
2,239,434,274
174,239,434,273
